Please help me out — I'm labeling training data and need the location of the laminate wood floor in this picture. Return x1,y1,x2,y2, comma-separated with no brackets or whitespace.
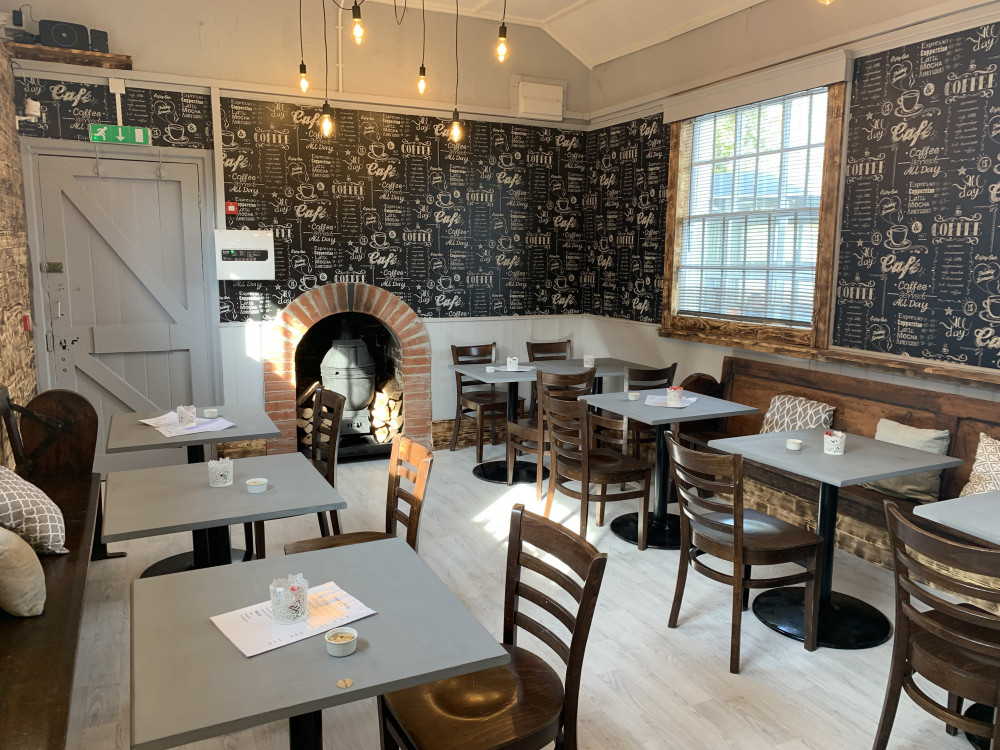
67,444,973,749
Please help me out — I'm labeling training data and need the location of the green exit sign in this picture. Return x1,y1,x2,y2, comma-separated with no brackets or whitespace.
89,124,151,145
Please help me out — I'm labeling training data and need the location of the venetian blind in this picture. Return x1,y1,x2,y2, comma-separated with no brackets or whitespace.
676,87,828,326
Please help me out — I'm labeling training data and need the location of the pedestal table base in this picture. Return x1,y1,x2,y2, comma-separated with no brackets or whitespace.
752,587,891,650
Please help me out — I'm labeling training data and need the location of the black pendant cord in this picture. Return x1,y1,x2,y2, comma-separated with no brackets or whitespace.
501,0,506,24
299,0,305,62
420,0,426,68
454,0,459,110
323,0,329,101
326,0,365,10
393,0,408,24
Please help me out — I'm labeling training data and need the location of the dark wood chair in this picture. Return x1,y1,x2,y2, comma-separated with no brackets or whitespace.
377,503,608,750
873,503,1000,750
622,363,677,460
506,367,595,502
284,434,433,555
667,434,824,673
450,343,521,463
526,339,571,418
247,386,346,559
544,384,652,548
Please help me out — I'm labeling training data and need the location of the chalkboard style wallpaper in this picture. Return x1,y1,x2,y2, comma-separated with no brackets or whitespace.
14,77,212,148
834,23,1000,368
218,98,590,321
584,116,667,322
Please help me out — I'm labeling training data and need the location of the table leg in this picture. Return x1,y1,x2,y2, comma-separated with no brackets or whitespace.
289,711,322,750
962,704,994,750
472,381,549,485
610,423,681,550
752,482,891,649
187,444,205,463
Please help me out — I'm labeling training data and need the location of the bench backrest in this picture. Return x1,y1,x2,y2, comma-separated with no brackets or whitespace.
0,387,97,478
715,357,1000,500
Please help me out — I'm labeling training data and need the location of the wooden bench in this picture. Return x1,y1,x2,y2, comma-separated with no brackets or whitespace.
679,356,1000,568
0,387,104,750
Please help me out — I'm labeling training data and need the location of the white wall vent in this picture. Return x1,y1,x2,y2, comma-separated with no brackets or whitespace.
517,82,564,121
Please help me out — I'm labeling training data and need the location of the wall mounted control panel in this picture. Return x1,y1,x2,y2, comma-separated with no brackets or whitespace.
214,230,275,281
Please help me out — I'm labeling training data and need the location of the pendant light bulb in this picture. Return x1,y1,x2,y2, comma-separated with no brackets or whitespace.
496,23,508,63
320,102,334,137
449,109,462,143
299,62,310,93
417,65,427,95
816,0,834,4
352,2,365,45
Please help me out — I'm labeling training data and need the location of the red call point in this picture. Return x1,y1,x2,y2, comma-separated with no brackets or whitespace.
225,202,239,215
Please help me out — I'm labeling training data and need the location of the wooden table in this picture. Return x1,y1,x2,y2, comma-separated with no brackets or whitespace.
914,491,999,750
130,538,509,750
449,357,649,484
105,404,281,569
709,428,963,650
104,453,347,574
581,389,758,550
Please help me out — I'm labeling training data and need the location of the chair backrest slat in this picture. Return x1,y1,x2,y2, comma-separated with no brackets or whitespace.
519,552,584,602
451,343,498,392
624,364,677,392
385,435,434,551
310,386,347,487
527,339,571,362
502,504,606,750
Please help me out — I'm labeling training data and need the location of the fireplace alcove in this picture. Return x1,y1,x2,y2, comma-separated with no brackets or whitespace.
262,283,432,455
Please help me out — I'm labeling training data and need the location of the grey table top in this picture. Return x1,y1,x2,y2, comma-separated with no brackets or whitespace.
914,491,1000,546
131,538,510,750
582,388,758,426
449,357,651,384
709,428,964,488
103,453,346,542
106,404,280,454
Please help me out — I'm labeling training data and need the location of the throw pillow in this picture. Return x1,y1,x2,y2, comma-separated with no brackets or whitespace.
0,466,68,554
864,419,950,503
959,432,1000,497
759,394,835,434
0,526,45,616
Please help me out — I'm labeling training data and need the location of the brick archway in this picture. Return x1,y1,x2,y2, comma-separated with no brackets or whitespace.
262,283,431,454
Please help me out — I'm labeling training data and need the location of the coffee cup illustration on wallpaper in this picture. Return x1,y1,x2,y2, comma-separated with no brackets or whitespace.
164,123,189,143
368,143,388,160
435,192,454,208
296,183,317,201
496,236,514,251
369,232,390,248
980,295,1000,323
498,153,516,169
220,130,236,148
894,90,923,117
884,225,912,250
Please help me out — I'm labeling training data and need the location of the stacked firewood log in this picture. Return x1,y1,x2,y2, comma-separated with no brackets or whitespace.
370,376,403,444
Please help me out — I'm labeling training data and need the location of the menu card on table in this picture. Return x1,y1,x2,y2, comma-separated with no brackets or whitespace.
138,412,236,437
211,581,377,657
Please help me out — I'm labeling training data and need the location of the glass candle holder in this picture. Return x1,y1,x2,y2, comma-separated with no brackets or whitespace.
208,457,233,487
176,404,197,425
270,573,309,624
823,429,846,455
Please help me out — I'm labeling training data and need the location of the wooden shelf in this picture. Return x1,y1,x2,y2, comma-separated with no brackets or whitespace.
6,42,131,70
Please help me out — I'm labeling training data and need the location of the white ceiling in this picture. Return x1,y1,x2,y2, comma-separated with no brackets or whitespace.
365,0,770,69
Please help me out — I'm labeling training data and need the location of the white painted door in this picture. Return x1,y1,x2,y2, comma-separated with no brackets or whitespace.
34,154,216,472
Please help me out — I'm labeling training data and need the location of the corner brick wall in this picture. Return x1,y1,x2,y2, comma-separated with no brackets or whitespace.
263,283,431,453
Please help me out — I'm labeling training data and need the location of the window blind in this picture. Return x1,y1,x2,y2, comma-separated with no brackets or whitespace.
676,87,828,327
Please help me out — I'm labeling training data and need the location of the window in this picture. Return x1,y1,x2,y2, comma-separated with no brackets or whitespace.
663,84,843,351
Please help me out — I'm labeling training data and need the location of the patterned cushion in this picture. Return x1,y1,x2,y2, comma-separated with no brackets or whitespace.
959,432,1000,497
759,394,835,434
864,419,950,503
0,526,45,616
0,466,67,554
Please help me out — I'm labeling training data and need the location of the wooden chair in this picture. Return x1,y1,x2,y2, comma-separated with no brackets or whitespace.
873,503,1000,750
284,434,433,555
246,386,346,559
526,339,571,418
544,385,652,548
622,364,677,460
377,504,608,750
506,368,595,502
450,343,521,463
667,435,824,673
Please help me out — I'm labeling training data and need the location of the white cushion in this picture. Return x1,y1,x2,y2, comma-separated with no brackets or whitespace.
864,419,950,503
0,466,67,554
960,432,1000,497
759,394,835,434
0,526,45,616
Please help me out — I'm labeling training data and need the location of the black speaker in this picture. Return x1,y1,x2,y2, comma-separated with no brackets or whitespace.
39,20,90,51
89,29,109,53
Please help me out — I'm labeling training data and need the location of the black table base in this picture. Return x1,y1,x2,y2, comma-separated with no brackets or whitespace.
289,711,322,750
752,587,891,650
963,704,995,750
472,459,549,485
610,512,682,550
140,547,246,578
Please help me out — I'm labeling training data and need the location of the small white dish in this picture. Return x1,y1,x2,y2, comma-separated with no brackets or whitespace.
246,478,268,493
485,365,496,373
203,407,219,418
325,627,358,657
627,392,640,401
786,439,803,451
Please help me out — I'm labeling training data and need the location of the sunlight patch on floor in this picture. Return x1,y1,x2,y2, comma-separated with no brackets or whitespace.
472,483,581,541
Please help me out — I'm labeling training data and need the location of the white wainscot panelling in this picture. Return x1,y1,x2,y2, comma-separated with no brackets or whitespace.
220,321,267,406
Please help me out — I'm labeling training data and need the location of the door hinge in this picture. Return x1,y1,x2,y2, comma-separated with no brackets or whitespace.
45,330,54,352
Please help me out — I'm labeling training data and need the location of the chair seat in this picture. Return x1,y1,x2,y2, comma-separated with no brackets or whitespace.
460,391,509,410
694,508,822,553
383,643,564,750
557,447,649,480
507,417,542,438
283,530,393,556
910,610,1000,705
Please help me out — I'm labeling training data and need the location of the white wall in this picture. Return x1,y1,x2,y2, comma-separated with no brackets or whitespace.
23,0,591,116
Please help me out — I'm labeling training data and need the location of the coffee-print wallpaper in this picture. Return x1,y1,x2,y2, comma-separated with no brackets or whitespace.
834,23,1000,368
